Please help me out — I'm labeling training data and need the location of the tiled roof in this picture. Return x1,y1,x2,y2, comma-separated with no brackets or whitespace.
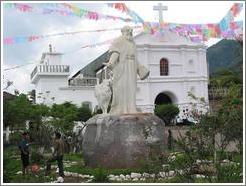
71,51,109,79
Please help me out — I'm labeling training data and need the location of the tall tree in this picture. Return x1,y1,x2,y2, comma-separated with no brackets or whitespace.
3,94,32,130
50,102,79,134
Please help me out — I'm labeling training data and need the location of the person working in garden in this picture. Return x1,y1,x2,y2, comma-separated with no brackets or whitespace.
45,132,65,177
18,132,30,175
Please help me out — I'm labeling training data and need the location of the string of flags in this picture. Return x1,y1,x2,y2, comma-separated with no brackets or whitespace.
107,3,144,23
142,20,243,42
3,3,134,22
3,26,142,45
64,38,116,55
3,2,244,46
3,62,37,71
3,27,144,71
109,2,243,43
3,38,114,71
63,27,143,55
3,2,243,72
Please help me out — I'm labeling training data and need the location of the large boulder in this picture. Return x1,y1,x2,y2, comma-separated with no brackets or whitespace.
82,113,166,168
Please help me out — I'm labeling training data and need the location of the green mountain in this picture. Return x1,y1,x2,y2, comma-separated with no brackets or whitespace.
206,39,243,76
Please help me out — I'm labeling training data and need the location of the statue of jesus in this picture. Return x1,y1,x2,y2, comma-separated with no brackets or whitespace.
104,26,149,114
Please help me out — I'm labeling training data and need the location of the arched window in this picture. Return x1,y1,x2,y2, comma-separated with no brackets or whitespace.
160,58,169,76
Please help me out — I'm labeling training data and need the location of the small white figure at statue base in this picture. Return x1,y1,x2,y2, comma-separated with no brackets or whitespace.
94,79,112,114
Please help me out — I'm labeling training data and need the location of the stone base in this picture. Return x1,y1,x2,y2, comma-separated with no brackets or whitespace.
82,113,166,168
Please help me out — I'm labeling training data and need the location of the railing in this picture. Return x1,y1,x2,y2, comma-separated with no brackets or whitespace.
69,77,98,86
208,86,242,100
31,65,70,79
31,66,38,79
208,87,228,100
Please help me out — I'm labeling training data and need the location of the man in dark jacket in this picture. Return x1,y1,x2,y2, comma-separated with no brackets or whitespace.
18,132,30,175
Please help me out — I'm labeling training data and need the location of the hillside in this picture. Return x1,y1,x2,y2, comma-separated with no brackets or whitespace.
206,39,243,76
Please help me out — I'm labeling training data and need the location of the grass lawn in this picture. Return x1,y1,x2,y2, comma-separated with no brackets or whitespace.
3,145,86,183
3,144,243,183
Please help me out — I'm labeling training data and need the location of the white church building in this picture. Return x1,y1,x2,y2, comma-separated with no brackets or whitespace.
30,28,209,118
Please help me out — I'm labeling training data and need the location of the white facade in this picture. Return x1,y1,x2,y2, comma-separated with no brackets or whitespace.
31,30,209,114
30,51,98,110
134,30,209,113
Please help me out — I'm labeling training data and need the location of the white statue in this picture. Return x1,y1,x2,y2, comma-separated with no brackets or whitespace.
94,79,112,114
104,26,149,114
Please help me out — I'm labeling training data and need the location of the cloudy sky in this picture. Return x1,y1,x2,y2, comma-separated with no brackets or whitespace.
2,1,244,94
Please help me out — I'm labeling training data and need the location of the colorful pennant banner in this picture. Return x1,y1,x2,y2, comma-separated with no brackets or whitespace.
3,2,243,44
107,3,144,23
218,3,243,37
142,3,243,42
109,2,243,42
107,3,128,12
3,37,117,71
4,3,133,22
4,26,142,45
143,20,243,43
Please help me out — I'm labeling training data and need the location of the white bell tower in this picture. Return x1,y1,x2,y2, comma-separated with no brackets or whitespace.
30,44,70,105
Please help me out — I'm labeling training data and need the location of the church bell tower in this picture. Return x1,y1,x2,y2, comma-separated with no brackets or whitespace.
30,44,70,105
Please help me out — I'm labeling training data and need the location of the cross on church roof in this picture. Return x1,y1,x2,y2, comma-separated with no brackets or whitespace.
153,3,168,24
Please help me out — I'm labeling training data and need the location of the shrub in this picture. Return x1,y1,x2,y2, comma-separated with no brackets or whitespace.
9,132,22,145
92,168,109,182
30,151,44,164
216,164,242,183
154,104,179,125
77,106,92,122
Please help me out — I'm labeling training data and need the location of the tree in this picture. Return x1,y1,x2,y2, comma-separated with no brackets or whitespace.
154,104,179,125
217,84,243,151
28,104,50,145
169,84,243,182
210,69,242,88
3,94,32,130
29,104,50,124
50,102,79,135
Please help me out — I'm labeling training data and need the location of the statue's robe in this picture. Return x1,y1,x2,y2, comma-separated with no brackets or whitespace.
108,37,149,114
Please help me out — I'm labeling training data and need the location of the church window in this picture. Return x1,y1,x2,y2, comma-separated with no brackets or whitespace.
189,59,193,64
160,58,169,76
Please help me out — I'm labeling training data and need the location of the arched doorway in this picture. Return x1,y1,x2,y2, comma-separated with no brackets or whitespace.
155,93,172,105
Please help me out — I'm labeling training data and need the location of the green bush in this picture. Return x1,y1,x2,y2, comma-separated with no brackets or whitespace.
77,106,92,122
30,151,44,164
154,104,180,125
9,132,22,145
216,164,242,183
92,168,109,182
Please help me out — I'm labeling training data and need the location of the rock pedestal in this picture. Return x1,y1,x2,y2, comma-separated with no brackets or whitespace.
82,113,166,168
